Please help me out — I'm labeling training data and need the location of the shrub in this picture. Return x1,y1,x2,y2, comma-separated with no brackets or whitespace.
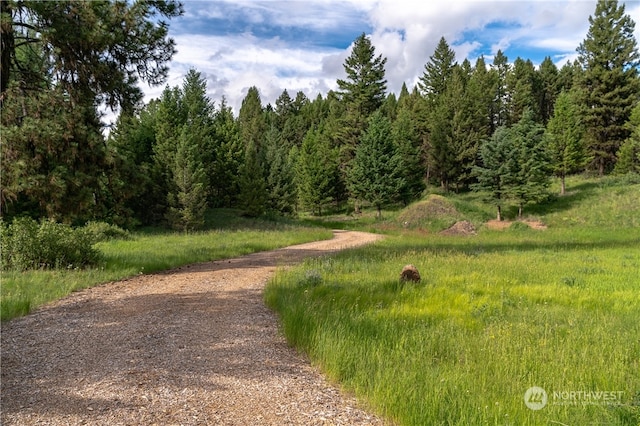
0,218,102,271
83,221,131,242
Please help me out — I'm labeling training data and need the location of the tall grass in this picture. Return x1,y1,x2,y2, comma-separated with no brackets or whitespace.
265,177,640,425
1,223,331,321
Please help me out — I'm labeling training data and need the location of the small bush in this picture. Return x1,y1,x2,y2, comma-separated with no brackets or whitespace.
509,221,530,231
1,218,102,271
83,221,130,242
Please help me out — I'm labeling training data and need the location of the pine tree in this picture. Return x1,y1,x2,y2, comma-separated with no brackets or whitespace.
348,111,404,218
420,37,458,191
296,128,338,216
238,139,267,218
491,50,511,129
337,33,388,118
546,91,589,194
393,108,425,204
614,102,640,174
419,36,456,102
473,126,513,221
577,0,640,174
336,33,387,173
167,129,208,230
210,98,243,208
537,57,560,125
507,57,539,124
505,110,551,217
264,127,297,216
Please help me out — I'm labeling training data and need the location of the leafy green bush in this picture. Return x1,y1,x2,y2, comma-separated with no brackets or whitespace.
0,218,102,271
83,221,131,242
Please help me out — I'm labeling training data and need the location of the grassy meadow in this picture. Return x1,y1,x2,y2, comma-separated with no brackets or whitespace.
265,176,640,425
0,211,332,321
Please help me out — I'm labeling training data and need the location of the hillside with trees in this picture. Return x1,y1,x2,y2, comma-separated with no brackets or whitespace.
1,0,638,230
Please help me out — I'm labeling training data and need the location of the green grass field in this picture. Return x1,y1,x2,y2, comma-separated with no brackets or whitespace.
0,213,331,321
265,176,640,425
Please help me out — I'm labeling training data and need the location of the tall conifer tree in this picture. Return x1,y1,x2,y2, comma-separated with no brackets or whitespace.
577,0,640,174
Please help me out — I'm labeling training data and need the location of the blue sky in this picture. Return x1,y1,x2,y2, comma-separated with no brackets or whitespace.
141,0,640,115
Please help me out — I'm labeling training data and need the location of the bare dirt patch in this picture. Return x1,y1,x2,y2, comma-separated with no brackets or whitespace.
440,220,477,236
1,230,385,425
485,219,547,230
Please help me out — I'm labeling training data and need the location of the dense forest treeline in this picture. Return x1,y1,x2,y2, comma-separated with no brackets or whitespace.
1,0,639,229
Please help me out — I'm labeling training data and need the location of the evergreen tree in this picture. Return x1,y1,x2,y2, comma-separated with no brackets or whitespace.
337,33,388,118
336,33,387,172
238,139,267,217
264,127,297,215
505,110,551,217
167,128,208,230
419,36,456,102
1,0,183,109
474,110,551,219
238,86,266,153
420,37,458,190
210,98,243,208
347,111,404,218
614,102,640,174
393,108,426,204
473,126,513,221
577,0,640,174
507,57,539,124
537,56,560,125
296,128,338,215
546,91,589,194
491,50,511,129
104,104,161,226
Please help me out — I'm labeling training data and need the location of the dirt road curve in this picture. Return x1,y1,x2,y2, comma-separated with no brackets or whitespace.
1,230,385,425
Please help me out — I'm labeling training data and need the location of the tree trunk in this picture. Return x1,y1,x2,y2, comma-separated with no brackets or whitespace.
560,174,566,195
518,203,523,219
496,205,502,221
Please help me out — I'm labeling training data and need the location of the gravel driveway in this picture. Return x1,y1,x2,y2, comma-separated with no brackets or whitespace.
1,230,385,425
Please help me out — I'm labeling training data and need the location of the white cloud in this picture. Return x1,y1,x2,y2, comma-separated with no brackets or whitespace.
135,0,638,117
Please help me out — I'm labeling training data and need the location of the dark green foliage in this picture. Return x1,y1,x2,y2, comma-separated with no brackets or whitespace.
337,33,388,118
507,57,539,124
504,110,551,217
348,112,404,217
0,218,101,271
546,91,590,194
537,57,560,125
336,33,388,170
473,127,513,221
1,0,183,110
167,129,209,230
419,36,456,101
491,50,511,129
393,108,426,204
474,111,551,219
265,128,297,216
209,98,243,208
83,221,130,242
1,87,106,223
296,128,339,215
577,0,640,174
238,139,267,218
615,102,640,174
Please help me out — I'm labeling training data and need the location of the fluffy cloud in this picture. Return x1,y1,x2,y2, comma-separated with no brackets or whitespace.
135,0,639,117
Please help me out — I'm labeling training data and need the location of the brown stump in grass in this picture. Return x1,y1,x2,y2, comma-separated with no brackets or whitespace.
400,264,421,283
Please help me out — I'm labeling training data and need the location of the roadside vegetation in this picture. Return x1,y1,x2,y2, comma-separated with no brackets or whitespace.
0,211,331,321
264,175,640,425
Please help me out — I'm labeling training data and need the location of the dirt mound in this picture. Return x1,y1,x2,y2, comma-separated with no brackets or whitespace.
440,220,477,236
398,195,460,229
486,219,547,230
